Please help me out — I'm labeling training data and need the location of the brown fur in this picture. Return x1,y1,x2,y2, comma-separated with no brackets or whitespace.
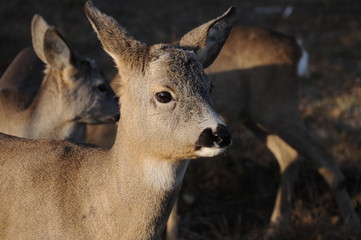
0,2,235,239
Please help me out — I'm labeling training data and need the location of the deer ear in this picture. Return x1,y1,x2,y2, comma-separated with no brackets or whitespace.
31,14,49,64
84,1,147,74
31,14,74,70
179,7,236,68
42,28,74,70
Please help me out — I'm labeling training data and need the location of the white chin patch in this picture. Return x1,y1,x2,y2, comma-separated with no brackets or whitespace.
195,146,226,158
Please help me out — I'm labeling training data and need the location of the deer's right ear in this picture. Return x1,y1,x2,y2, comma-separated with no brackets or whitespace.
31,15,74,71
84,1,147,75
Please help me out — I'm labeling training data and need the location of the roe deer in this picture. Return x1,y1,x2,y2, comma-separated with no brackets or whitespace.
0,14,119,143
0,2,234,239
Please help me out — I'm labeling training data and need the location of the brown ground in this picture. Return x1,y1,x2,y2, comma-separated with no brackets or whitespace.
1,0,361,239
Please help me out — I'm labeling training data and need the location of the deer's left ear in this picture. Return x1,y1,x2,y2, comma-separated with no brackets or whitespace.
179,7,236,68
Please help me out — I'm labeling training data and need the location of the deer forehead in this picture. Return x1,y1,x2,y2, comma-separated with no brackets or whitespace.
146,46,210,91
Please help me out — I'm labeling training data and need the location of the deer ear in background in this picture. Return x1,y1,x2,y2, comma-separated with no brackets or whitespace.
31,14,75,71
179,7,236,68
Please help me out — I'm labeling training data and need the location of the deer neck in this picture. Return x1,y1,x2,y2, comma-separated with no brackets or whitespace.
24,68,85,142
108,125,189,239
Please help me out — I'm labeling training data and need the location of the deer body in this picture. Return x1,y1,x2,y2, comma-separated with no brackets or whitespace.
0,15,119,142
0,134,186,239
208,26,358,226
0,2,234,239
208,26,303,123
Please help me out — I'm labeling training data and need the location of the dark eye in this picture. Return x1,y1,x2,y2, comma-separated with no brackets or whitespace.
97,84,107,92
156,91,173,103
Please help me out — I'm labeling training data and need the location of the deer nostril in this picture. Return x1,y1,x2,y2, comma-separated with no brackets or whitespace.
214,124,232,148
195,125,232,149
196,128,214,148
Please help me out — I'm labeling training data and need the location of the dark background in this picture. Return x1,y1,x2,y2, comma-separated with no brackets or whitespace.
1,0,361,239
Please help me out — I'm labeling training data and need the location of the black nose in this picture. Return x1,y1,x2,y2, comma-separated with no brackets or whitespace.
214,124,232,148
196,124,232,149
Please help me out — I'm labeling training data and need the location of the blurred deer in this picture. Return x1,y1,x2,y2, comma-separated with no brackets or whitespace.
86,75,120,148
0,2,234,239
206,25,359,228
0,14,119,142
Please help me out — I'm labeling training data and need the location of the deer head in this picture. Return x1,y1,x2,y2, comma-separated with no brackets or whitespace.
85,1,234,160
31,14,120,126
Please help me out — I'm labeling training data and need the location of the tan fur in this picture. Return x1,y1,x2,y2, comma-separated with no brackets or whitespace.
0,2,235,239
0,15,119,142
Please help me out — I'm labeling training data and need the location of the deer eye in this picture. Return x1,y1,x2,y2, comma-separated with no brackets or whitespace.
156,91,173,103
97,84,107,92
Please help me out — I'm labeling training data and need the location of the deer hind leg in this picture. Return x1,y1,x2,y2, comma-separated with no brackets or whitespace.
261,118,360,225
245,121,300,226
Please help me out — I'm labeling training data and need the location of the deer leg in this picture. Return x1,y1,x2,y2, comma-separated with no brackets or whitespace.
264,119,360,225
266,134,300,225
245,121,300,225
166,200,179,240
